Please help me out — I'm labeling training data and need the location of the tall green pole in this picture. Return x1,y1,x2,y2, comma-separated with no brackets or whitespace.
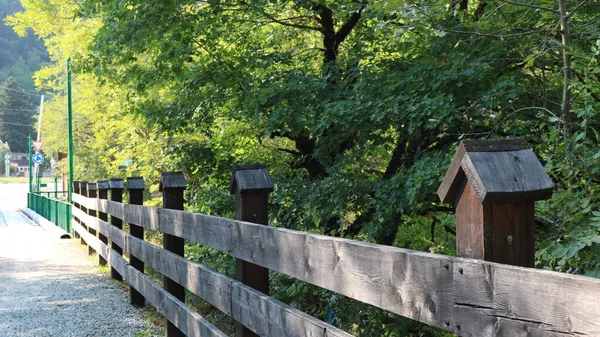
28,135,32,194
67,58,74,204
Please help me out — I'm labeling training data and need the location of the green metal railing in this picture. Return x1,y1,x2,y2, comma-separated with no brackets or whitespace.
28,193,72,233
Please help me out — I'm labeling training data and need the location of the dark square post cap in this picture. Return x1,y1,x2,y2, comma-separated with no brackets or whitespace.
126,177,145,191
159,172,186,191
87,182,98,191
79,181,88,189
97,180,110,190
109,178,124,189
229,164,274,194
437,139,554,204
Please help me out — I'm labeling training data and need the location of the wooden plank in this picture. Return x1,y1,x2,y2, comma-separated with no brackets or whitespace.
72,193,87,207
78,198,600,336
159,210,455,330
229,221,455,331
73,219,227,337
455,182,486,260
231,282,353,337
453,259,600,337
159,210,233,253
123,203,160,231
461,139,530,153
466,150,554,203
79,212,352,337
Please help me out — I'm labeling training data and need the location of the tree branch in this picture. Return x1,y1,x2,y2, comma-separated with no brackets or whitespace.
499,0,558,13
334,0,367,45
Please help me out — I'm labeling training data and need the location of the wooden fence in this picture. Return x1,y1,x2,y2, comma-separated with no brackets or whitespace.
69,167,600,337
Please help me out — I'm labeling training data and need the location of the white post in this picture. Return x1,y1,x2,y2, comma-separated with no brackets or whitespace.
34,95,44,176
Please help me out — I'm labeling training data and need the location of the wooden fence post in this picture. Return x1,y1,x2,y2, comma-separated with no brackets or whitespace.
126,176,145,307
79,181,88,247
160,172,187,337
72,181,80,239
87,182,104,264
229,164,274,337
438,139,554,267
109,178,124,282
97,181,109,267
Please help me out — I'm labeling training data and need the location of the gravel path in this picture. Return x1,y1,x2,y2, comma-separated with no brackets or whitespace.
0,185,161,337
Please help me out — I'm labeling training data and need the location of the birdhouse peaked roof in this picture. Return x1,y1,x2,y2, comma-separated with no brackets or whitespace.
437,139,554,204
229,164,274,194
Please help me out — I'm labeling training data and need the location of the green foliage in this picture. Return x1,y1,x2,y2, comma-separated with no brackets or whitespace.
0,77,35,151
8,0,600,336
0,0,48,91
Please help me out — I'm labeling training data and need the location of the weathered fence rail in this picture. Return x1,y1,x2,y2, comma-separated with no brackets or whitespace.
71,183,600,336
64,140,600,337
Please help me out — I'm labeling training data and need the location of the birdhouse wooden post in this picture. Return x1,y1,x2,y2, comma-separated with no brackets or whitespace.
229,164,274,337
437,139,554,267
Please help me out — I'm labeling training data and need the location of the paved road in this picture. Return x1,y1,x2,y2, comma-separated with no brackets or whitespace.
0,183,160,337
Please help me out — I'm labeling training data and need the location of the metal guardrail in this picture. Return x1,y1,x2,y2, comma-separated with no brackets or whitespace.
28,193,72,233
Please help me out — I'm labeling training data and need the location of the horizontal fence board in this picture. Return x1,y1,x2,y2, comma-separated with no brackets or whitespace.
72,193,86,206
453,259,600,337
156,209,455,330
231,220,456,330
72,219,227,337
231,282,352,337
77,210,353,337
159,210,233,254
73,194,600,336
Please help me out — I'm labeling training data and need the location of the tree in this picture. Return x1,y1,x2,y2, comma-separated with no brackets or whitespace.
7,0,600,335
0,77,35,152
0,0,49,91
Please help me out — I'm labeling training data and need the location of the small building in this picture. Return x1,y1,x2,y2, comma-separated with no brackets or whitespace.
10,159,29,176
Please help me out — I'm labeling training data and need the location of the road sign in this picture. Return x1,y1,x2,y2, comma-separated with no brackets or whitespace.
50,157,56,168
4,159,9,165
4,153,10,160
32,152,44,164
32,141,43,152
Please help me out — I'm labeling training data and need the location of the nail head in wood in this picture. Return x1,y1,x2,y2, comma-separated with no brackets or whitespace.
229,164,274,194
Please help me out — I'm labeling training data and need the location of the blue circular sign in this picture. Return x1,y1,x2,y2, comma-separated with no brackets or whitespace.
32,152,44,164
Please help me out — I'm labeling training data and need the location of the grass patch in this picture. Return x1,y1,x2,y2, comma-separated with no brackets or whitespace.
0,177,54,183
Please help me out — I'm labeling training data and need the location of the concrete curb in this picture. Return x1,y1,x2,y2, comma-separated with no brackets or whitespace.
22,207,72,239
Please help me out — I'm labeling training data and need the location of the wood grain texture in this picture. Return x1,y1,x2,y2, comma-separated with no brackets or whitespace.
461,139,530,152
438,142,468,203
158,208,455,330
72,194,600,336
466,150,554,203
230,283,352,337
453,259,600,337
455,182,486,260
77,210,353,337
72,219,228,337
229,221,455,330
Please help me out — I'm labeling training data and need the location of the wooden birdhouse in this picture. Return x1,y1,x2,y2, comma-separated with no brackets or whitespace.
437,139,554,267
229,164,274,223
